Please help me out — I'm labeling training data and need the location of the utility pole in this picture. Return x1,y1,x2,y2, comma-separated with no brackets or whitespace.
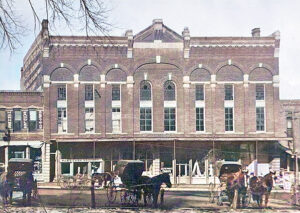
292,111,299,205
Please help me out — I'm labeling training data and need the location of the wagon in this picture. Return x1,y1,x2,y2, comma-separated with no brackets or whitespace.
7,158,37,205
209,161,251,207
106,160,144,206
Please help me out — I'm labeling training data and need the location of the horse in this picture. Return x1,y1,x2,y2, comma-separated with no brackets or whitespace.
0,172,13,205
140,173,172,208
225,168,247,209
249,171,275,208
0,171,34,206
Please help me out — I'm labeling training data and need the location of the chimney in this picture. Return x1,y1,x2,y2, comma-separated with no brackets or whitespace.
153,19,163,30
42,19,48,30
251,28,260,37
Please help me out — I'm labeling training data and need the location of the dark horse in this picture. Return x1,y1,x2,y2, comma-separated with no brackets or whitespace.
225,169,247,209
249,171,275,208
140,173,172,207
0,171,34,206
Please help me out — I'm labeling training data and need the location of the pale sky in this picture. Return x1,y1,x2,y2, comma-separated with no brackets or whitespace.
0,0,299,99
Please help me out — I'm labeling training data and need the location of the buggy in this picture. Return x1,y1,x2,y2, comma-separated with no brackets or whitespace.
209,161,250,207
106,160,145,206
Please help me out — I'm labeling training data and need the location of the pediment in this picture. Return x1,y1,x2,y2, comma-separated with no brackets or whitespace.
134,20,182,43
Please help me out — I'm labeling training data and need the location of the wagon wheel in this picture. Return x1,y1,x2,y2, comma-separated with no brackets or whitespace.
145,192,154,206
128,189,139,206
106,181,117,203
209,182,216,203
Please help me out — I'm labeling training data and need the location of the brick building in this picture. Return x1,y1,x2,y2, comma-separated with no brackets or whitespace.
0,19,293,183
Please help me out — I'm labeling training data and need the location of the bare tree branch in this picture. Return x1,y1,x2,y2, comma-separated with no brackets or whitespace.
0,0,113,52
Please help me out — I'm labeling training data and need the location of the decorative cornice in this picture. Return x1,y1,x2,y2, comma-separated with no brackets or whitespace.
190,44,275,48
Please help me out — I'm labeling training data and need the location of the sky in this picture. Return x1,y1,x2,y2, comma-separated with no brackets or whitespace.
0,0,300,99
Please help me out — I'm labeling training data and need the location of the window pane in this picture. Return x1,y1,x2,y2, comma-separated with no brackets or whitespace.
140,81,151,101
112,85,120,101
256,84,264,100
225,85,233,100
85,85,94,101
164,107,176,131
256,107,265,131
196,85,204,100
58,86,66,100
29,110,37,121
164,81,176,101
225,107,233,131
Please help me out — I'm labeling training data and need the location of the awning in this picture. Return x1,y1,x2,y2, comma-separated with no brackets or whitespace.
0,141,44,149
278,140,293,155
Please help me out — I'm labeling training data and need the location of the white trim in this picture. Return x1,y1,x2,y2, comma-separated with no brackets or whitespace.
140,101,152,108
224,101,234,108
112,100,121,108
190,81,210,84
249,81,272,84
107,82,126,85
57,100,67,108
85,100,94,108
164,101,177,107
80,81,100,84
217,81,243,84
256,100,265,107
195,101,205,108
51,81,74,84
133,42,183,49
190,43,275,48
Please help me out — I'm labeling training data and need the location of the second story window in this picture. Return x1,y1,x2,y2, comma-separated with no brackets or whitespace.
57,108,67,133
29,110,38,132
225,85,233,101
256,107,265,131
140,81,151,101
85,107,94,132
225,107,233,131
0,109,6,132
112,85,120,101
13,110,22,132
58,86,66,100
164,81,176,101
164,107,176,131
112,107,121,132
85,85,94,101
195,85,204,101
287,112,293,137
256,84,264,100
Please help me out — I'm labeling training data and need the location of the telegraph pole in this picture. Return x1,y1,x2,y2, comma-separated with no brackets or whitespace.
292,111,299,205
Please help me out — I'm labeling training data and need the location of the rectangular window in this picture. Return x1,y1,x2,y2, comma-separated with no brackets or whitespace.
85,85,94,101
256,84,264,100
196,107,204,131
195,85,204,101
225,85,233,101
0,109,6,132
112,85,120,101
14,151,25,159
29,110,38,132
225,107,233,131
140,107,152,131
85,107,94,132
57,108,67,133
13,110,22,132
58,86,66,100
112,107,121,132
287,112,293,137
164,107,176,131
256,107,265,131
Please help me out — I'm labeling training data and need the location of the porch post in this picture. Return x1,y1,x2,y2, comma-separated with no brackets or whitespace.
4,146,8,172
173,139,177,185
255,141,258,176
189,159,192,184
133,140,135,160
26,146,30,159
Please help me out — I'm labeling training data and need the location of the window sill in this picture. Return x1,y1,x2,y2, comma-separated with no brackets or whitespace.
52,133,75,136
79,132,102,135
106,132,128,135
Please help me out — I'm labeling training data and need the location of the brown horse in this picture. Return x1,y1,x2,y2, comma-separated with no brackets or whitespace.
92,172,112,188
226,169,247,209
0,172,13,205
249,171,275,208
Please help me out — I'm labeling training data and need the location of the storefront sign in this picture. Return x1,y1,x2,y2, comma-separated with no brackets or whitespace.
60,158,103,163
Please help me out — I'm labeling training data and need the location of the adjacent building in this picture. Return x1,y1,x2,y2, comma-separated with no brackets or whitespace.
0,19,294,183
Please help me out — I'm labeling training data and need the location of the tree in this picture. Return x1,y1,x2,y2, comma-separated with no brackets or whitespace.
0,0,112,51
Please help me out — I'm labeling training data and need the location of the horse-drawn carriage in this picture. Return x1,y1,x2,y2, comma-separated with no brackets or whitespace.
209,161,251,208
100,160,171,207
0,158,37,205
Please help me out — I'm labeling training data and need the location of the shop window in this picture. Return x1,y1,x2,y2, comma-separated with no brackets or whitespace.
195,85,204,101
140,81,151,101
164,107,176,131
29,109,38,131
112,85,120,101
225,85,233,100
256,107,265,131
85,84,94,101
256,84,265,100
85,107,94,132
57,85,66,100
13,110,22,132
57,107,67,133
0,109,6,132
164,81,176,101
196,107,204,131
140,107,152,131
225,107,233,131
14,151,25,158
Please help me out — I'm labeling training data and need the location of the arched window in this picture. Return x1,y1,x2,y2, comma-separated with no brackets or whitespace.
140,81,151,101
164,81,176,101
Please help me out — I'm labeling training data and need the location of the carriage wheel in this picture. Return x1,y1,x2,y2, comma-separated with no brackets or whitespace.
145,193,154,206
209,182,215,203
106,182,117,203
